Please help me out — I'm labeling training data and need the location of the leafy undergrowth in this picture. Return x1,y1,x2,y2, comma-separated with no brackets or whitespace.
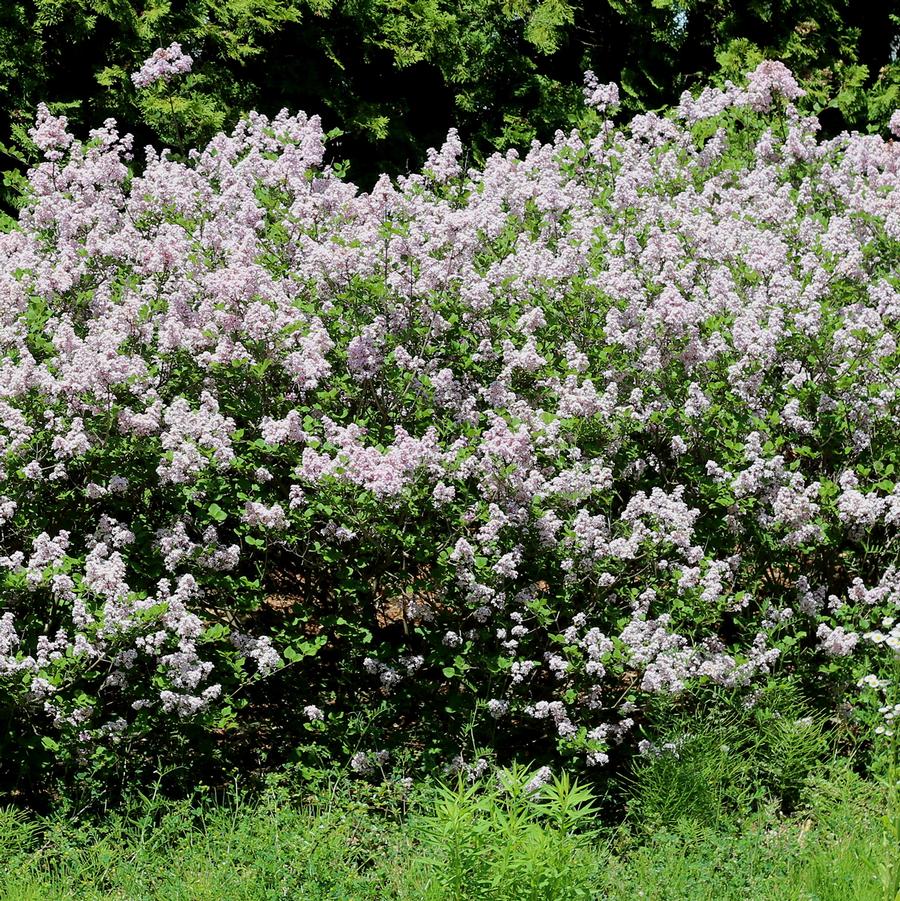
0,761,891,901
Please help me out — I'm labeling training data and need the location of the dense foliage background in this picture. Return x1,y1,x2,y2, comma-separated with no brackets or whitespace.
1,0,900,205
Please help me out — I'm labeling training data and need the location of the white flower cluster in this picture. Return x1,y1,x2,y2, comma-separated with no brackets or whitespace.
131,43,193,89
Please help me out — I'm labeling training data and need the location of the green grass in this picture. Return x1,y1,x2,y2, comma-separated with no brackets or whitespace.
0,762,892,900
606,766,889,900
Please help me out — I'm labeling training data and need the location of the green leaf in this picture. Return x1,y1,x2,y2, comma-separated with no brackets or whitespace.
208,503,228,522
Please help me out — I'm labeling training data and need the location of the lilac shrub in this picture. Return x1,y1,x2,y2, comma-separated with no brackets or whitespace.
1,62,900,782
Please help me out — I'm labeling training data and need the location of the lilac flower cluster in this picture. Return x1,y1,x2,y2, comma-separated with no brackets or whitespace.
2,61,900,769
131,43,193,89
